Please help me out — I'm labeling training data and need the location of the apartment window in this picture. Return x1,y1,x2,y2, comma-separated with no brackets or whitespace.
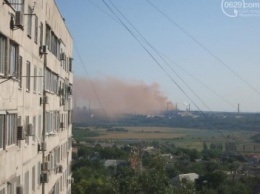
38,68,42,94
69,58,73,72
33,66,37,92
50,154,54,171
57,40,60,60
0,34,7,75
51,32,55,55
9,42,18,76
68,111,71,125
45,68,58,93
32,166,35,191
63,56,66,71
26,61,30,91
0,188,5,194
55,181,59,194
45,25,51,49
40,22,43,46
24,171,29,194
17,116,21,147
37,162,41,186
60,177,62,191
32,116,36,141
7,182,13,194
45,112,50,134
6,114,17,146
25,116,29,144
50,32,59,57
0,115,4,149
17,56,22,88
34,16,38,43
27,6,33,37
38,115,41,140
8,0,24,11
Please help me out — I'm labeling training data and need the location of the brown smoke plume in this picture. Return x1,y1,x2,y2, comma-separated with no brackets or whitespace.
73,77,174,117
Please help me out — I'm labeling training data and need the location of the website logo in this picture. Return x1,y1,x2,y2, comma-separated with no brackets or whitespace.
221,0,260,17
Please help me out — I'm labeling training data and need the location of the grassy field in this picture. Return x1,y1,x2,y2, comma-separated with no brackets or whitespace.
74,126,259,151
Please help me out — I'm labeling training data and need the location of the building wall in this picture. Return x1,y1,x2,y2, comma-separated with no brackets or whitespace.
0,0,73,193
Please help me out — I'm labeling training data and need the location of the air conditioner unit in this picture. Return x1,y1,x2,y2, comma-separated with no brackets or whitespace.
17,126,25,140
16,186,23,194
39,45,48,54
60,52,66,60
26,124,34,136
39,142,47,151
41,162,49,172
43,96,48,104
58,165,63,173
60,122,64,128
41,172,49,183
40,96,49,105
15,11,24,27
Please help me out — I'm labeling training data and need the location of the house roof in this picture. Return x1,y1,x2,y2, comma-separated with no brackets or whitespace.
178,173,199,182
104,160,127,167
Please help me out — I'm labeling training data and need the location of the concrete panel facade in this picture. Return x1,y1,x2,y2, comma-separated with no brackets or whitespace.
0,0,73,193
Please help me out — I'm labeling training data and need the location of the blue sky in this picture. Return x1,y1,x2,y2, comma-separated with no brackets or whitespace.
56,0,260,112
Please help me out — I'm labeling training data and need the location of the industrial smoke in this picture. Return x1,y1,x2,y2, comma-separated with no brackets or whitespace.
73,77,174,117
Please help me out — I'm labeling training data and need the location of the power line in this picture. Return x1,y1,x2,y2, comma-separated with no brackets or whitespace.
88,0,236,111
145,0,260,96
107,0,212,112
88,0,118,23
161,54,237,110
101,0,248,160
74,44,108,118
101,0,206,116
89,0,236,110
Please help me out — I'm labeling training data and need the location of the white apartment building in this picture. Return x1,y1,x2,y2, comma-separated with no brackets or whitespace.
0,0,73,194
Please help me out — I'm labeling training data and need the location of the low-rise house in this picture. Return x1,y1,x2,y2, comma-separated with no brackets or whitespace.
171,173,199,184
104,159,128,168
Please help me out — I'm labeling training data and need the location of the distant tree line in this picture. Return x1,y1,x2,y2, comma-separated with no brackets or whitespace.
74,112,260,131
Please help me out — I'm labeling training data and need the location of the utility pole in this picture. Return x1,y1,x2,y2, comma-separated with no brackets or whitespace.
42,52,47,194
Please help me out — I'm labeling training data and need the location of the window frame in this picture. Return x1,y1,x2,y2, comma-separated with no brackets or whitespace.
17,56,22,88
38,68,42,94
26,61,31,91
0,114,4,150
27,6,33,38
24,171,29,194
33,65,37,93
34,15,38,44
0,34,7,76
9,41,18,77
6,114,17,147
